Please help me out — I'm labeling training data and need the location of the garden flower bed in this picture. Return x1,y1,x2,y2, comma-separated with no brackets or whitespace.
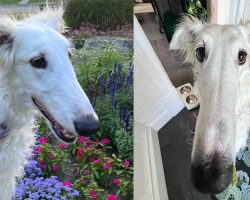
15,36,133,199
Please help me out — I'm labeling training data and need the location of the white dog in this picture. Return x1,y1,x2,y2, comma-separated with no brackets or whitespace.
0,7,99,199
170,16,250,194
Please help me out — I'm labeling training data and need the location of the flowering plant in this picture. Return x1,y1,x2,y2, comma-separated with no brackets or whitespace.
16,160,79,200
34,138,69,176
72,136,133,199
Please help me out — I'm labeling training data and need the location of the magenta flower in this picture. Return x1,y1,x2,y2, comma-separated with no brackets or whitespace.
79,136,87,143
63,181,71,187
93,141,99,146
89,190,95,195
84,169,91,174
34,147,43,154
47,153,53,159
38,137,48,145
89,190,97,199
82,179,87,183
107,194,117,200
58,143,66,149
101,138,110,144
123,160,130,167
38,160,47,169
52,165,59,171
113,178,120,184
103,163,112,170
93,158,101,164
89,157,95,161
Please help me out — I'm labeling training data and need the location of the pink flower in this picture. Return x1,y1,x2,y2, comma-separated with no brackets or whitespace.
89,190,97,199
77,147,85,159
113,178,120,184
82,179,87,183
38,138,48,145
47,153,53,159
58,154,62,158
84,169,91,174
58,143,66,149
63,181,71,187
107,194,117,200
34,147,43,154
89,190,95,195
86,140,92,145
103,163,112,170
93,142,99,146
105,157,111,163
52,165,59,171
101,138,110,144
79,136,87,143
123,160,130,167
93,158,101,164
89,157,95,161
38,160,47,169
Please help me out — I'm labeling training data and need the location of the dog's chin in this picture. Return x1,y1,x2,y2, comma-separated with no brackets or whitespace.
46,120,76,143
32,97,76,143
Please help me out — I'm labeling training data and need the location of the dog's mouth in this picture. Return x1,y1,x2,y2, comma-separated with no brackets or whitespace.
32,97,76,143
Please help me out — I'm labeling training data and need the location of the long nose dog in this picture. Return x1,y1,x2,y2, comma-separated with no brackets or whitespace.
170,16,250,193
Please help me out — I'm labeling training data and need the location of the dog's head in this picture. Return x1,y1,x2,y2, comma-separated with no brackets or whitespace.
170,16,250,193
0,7,99,143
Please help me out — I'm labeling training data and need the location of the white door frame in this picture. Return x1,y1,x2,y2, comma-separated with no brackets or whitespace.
134,16,184,200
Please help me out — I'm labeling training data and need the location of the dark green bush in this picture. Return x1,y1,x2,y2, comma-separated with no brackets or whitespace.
64,0,133,30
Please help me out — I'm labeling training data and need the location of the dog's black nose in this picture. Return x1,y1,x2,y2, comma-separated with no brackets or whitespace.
73,114,100,136
191,154,233,194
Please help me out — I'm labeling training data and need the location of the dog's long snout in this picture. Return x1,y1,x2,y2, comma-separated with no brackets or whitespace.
191,153,233,194
73,114,100,136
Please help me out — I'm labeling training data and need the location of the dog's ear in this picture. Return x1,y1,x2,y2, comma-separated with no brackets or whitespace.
0,17,16,69
169,16,203,64
170,15,203,52
28,6,66,33
0,17,15,47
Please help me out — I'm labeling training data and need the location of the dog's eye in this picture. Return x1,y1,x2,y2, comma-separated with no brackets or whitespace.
30,56,47,69
238,50,247,65
196,46,205,62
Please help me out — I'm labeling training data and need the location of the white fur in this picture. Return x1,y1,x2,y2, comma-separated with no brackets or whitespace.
0,7,97,199
170,16,250,164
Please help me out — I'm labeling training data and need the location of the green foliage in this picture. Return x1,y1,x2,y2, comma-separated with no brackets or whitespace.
64,0,133,30
94,94,133,162
72,34,86,49
186,0,207,20
36,118,50,138
113,129,133,164
72,40,132,90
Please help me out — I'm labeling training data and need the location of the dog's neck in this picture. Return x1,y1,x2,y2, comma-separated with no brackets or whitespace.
0,75,33,133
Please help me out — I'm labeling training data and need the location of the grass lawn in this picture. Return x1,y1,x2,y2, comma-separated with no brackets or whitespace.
0,0,20,4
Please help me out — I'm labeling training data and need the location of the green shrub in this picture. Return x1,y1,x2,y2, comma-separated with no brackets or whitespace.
64,0,133,30
72,40,133,90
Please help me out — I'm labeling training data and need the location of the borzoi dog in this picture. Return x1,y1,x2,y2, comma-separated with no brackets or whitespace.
170,16,250,194
0,7,99,199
